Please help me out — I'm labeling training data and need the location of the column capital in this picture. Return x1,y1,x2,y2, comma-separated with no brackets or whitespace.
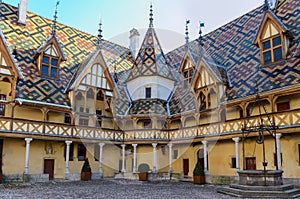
99,143,105,147
65,140,72,145
232,137,240,143
132,144,138,147
121,144,126,148
275,133,282,139
168,143,173,147
152,143,157,148
25,138,33,142
201,140,208,145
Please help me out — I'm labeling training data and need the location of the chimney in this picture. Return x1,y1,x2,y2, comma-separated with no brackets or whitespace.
129,28,140,59
18,0,28,25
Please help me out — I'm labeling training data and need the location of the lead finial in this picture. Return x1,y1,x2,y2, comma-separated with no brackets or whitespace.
97,14,103,48
185,20,190,47
197,21,205,46
149,3,154,28
52,0,60,35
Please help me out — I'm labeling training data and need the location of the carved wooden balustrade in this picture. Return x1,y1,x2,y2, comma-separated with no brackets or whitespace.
0,108,299,141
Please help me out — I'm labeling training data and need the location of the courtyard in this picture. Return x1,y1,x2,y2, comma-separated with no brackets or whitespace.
0,179,234,199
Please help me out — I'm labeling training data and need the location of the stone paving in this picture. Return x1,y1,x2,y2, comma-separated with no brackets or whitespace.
0,179,236,199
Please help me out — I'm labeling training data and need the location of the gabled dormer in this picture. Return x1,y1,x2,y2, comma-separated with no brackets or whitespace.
179,51,195,86
34,35,66,79
254,10,291,65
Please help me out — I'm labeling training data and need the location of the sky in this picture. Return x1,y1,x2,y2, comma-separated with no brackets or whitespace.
7,0,263,51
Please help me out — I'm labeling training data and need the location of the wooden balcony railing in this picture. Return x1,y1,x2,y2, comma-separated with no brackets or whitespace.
0,108,299,141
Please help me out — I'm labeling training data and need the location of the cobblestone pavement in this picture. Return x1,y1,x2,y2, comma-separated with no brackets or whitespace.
0,179,236,199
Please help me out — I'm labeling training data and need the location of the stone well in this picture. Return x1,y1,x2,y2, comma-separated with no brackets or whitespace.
238,170,283,186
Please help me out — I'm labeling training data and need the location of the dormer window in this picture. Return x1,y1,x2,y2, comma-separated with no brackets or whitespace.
261,28,283,64
181,59,194,85
35,35,66,79
41,45,60,78
254,11,291,66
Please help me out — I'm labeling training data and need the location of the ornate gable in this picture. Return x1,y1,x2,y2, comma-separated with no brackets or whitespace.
178,50,196,86
254,10,291,65
0,31,23,79
35,35,67,79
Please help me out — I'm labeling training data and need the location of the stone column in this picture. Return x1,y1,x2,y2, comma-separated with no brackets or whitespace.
201,140,208,174
276,133,282,170
152,143,157,173
99,143,105,177
121,144,126,173
232,137,240,175
132,144,137,173
24,138,32,174
168,143,173,174
65,141,72,174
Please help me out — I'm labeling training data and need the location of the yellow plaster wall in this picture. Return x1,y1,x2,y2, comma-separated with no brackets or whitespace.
48,111,64,123
14,106,43,121
207,140,236,176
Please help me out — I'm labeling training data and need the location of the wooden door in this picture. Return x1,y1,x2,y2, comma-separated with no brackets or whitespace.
183,159,189,176
246,157,256,170
44,159,54,180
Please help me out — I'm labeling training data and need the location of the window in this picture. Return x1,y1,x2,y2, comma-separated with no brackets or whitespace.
97,90,104,101
41,49,59,78
277,101,290,112
87,89,94,99
145,87,151,98
174,149,178,159
262,35,283,64
231,157,236,168
79,117,89,126
96,110,102,127
77,144,86,161
143,119,151,129
0,94,6,116
94,144,100,161
64,143,74,161
64,113,71,124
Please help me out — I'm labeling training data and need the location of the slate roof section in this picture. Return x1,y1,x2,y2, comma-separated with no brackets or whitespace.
126,27,174,82
167,0,300,102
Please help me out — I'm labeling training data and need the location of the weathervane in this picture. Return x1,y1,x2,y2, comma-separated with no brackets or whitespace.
197,21,205,46
264,0,270,10
52,0,60,35
149,3,154,28
185,19,190,47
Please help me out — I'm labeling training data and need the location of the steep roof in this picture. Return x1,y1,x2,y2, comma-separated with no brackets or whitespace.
126,27,174,82
167,0,300,102
0,3,133,107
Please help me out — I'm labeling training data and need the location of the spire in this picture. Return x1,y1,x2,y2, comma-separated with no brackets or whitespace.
52,0,60,35
264,0,270,11
97,15,103,48
185,20,190,47
197,21,205,46
149,3,154,28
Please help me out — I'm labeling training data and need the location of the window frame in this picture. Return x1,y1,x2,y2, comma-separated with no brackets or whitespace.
40,47,60,79
0,94,6,116
261,34,284,65
145,87,151,99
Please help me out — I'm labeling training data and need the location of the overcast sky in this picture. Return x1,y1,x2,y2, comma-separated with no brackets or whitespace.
8,0,263,51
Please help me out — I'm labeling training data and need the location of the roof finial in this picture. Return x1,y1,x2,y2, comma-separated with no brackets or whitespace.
185,20,190,47
149,3,154,28
52,0,60,35
264,0,270,10
197,21,205,46
97,14,103,48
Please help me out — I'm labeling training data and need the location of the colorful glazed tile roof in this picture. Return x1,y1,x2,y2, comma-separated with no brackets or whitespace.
126,27,174,82
130,99,168,115
0,3,133,107
167,0,300,101
1,0,300,116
